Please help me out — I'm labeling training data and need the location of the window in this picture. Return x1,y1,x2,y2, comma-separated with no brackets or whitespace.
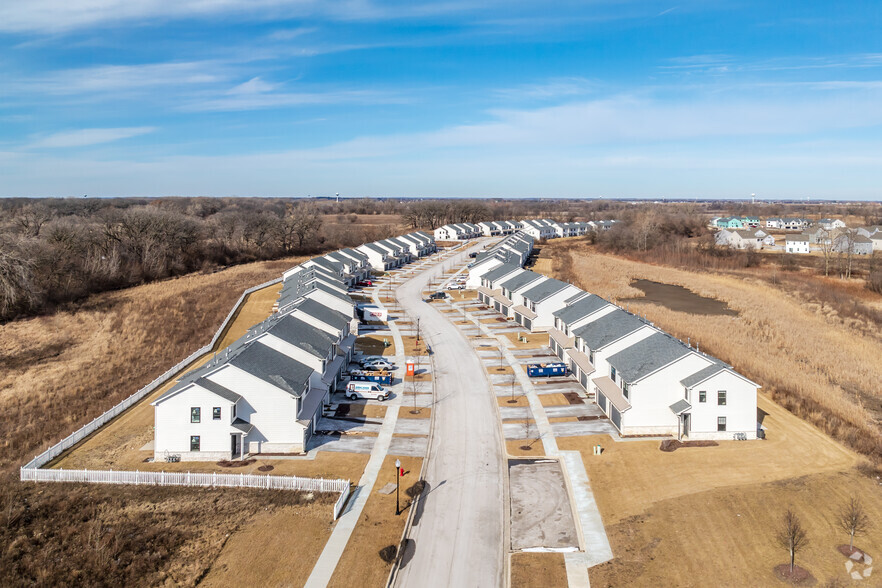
190,436,201,451
622,381,630,399
718,391,727,406
213,407,221,420
610,366,617,382
588,349,595,365
190,407,201,423
232,404,237,418
699,390,706,403
717,417,727,432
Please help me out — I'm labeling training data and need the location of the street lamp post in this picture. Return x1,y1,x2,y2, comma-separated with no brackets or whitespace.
395,458,402,515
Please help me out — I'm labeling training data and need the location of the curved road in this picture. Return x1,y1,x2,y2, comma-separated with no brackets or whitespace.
394,242,505,588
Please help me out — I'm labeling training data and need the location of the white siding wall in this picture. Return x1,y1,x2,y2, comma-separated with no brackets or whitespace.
466,259,502,289
686,371,757,439
531,286,582,331
620,354,711,435
154,385,235,461
209,365,304,453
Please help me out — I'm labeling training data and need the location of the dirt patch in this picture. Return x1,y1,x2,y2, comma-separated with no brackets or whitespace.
216,459,256,468
510,553,568,588
622,279,739,316
506,439,544,456
562,392,585,405
499,396,529,407
659,440,719,452
773,564,816,585
355,334,397,356
539,393,570,407
398,406,431,419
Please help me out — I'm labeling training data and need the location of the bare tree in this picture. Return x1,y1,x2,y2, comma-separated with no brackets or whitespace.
0,239,39,316
837,496,870,551
816,227,833,277
775,509,809,574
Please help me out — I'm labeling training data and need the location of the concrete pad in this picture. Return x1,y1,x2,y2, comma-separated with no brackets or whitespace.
560,451,614,567
544,405,605,419
394,418,431,435
509,459,579,551
316,416,382,433
503,423,540,439
387,436,429,458
309,434,376,454
498,406,532,420
551,421,617,438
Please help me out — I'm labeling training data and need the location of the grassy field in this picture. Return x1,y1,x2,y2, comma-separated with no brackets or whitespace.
541,239,882,463
1,477,334,587
553,398,882,586
532,239,882,585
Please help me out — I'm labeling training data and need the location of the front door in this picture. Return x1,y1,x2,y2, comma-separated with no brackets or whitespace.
231,434,240,458
682,414,690,439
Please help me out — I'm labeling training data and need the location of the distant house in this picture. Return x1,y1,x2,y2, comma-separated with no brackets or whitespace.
833,233,874,255
714,217,744,229
764,218,783,229
715,229,771,250
782,218,812,231
785,234,811,254
818,218,846,231
520,219,560,240
740,216,760,228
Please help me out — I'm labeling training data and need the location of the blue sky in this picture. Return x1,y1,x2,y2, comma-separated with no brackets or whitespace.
1,1,881,199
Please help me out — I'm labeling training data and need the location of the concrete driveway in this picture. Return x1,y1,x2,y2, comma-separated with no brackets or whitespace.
393,239,506,588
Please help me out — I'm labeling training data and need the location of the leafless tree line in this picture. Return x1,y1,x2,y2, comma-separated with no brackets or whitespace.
0,198,337,321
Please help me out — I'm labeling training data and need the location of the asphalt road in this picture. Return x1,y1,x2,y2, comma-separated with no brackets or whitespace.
394,242,505,588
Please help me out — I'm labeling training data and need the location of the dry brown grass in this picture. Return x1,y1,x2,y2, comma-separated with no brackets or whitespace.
510,553,568,588
559,394,882,586
501,332,548,349
355,334,397,356
399,336,431,357
543,240,882,462
505,439,544,456
327,455,422,588
398,406,431,419
499,396,529,407
0,475,334,587
538,393,570,407
0,255,307,471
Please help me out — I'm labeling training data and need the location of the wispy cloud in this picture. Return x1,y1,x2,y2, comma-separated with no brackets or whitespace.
493,77,598,101
28,126,156,148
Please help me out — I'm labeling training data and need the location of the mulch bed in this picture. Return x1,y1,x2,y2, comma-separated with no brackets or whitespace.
659,440,719,452
577,415,601,421
216,459,257,468
837,544,867,557
257,465,274,472
773,564,816,585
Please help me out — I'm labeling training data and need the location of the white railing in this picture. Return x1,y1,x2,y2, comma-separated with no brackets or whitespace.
21,467,349,492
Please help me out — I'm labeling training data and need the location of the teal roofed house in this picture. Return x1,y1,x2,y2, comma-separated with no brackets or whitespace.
715,217,744,229
740,216,760,227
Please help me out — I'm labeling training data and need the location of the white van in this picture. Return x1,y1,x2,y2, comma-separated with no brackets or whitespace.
345,381,390,401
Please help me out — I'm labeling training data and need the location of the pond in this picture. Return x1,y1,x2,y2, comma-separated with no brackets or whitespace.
622,279,738,317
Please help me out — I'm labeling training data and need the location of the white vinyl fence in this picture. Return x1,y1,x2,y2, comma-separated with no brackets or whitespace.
21,468,352,519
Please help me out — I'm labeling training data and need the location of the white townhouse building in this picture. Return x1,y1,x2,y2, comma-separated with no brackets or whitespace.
784,234,811,254
515,278,583,332
520,219,559,240
594,332,759,440
374,239,411,266
552,221,591,238
477,263,523,312
496,270,546,319
434,223,482,241
764,218,783,229
153,295,356,461
466,232,534,288
548,295,617,389
357,242,396,270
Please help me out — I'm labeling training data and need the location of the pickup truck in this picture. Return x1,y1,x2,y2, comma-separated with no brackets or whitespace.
427,291,447,300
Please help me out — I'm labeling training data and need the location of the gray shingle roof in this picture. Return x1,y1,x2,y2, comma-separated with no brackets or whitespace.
195,377,241,403
483,263,521,283
292,298,351,330
521,278,568,303
680,361,728,388
607,332,692,383
499,270,542,292
267,314,336,359
230,343,313,397
573,310,649,350
553,294,611,324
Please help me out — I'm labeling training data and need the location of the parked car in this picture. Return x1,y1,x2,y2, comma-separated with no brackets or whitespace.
447,284,465,290
361,358,394,370
428,291,447,300
468,252,478,258
357,280,373,287
346,381,389,401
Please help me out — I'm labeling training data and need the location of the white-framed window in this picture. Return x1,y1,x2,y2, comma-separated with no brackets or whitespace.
699,390,706,403
718,391,727,406
190,435,200,451
213,407,221,420
717,417,727,432
190,407,201,423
